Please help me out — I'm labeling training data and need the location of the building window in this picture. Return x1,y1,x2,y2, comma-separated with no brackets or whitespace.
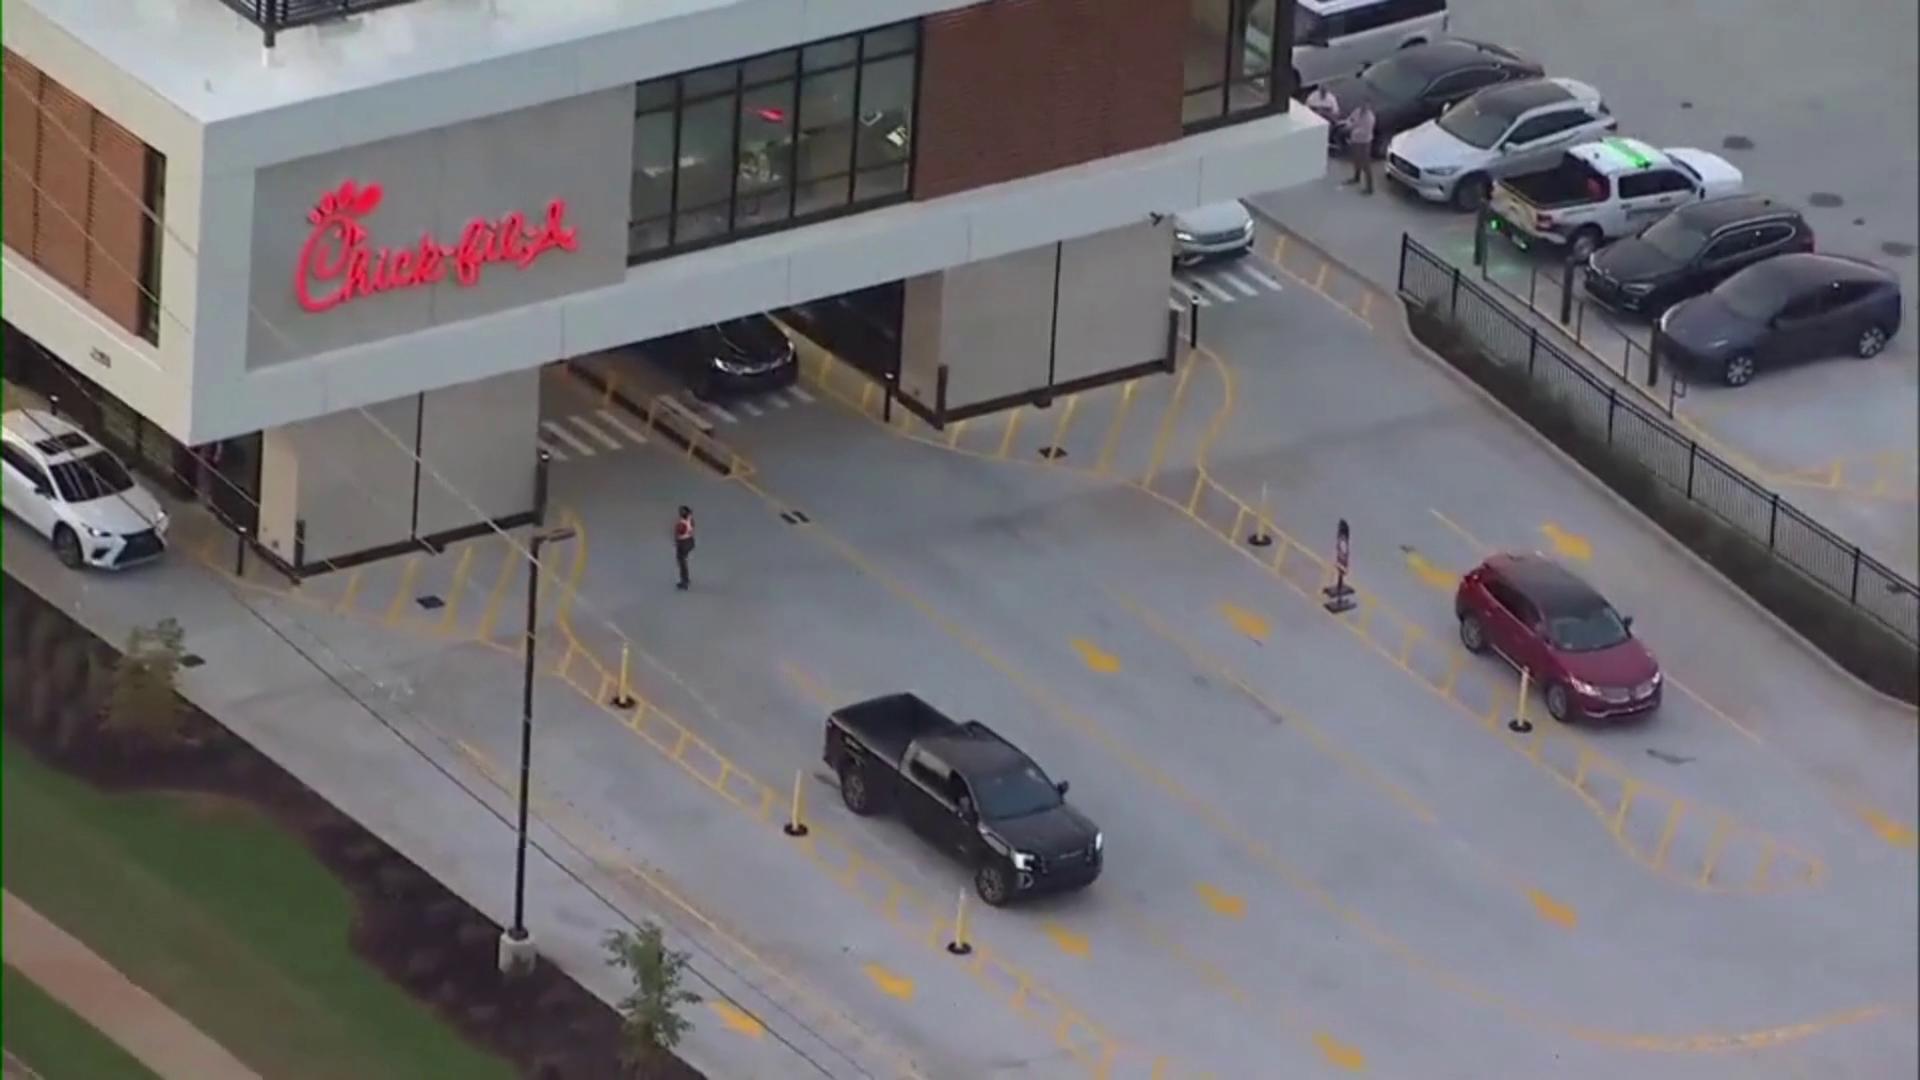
628,21,920,262
1184,0,1290,131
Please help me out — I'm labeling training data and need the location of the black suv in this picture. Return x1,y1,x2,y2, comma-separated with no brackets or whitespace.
1584,195,1813,315
647,314,798,398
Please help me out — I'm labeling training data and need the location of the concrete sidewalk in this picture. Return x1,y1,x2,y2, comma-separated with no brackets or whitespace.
3,891,259,1080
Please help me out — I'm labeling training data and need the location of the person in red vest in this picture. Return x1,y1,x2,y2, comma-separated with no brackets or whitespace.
673,505,696,590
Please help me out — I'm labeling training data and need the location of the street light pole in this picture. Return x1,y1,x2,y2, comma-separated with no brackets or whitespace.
498,522,575,977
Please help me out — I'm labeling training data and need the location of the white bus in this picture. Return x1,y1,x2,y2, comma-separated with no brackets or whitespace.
1286,0,1451,89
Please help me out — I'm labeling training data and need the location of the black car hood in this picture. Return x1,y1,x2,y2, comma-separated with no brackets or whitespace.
709,315,792,363
1662,295,1762,354
988,804,1098,856
1320,74,1397,120
1592,238,1684,284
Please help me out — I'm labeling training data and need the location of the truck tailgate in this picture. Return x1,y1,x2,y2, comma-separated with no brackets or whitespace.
1490,185,1538,232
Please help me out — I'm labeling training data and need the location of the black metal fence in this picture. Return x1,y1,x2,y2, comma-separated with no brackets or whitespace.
215,0,421,46
1398,234,1919,646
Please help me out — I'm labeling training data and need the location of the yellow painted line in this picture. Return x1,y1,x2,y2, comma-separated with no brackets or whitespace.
1041,922,1090,959
863,962,916,1001
333,568,364,614
473,539,520,642
780,661,839,708
435,543,477,632
709,1000,766,1039
1044,395,1080,458
1427,507,1489,555
1312,1032,1367,1073
384,556,421,625
1218,601,1270,643
995,408,1024,459
1858,806,1919,851
1312,261,1331,290
1539,522,1593,562
1093,382,1138,476
1069,637,1121,674
945,418,968,449
1403,550,1456,591
1194,882,1245,919
1526,888,1578,930
1142,356,1198,484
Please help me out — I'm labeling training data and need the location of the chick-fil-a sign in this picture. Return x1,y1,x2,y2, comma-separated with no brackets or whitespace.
294,179,580,314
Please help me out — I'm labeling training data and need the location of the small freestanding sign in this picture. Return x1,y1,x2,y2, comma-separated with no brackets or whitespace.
1323,518,1357,613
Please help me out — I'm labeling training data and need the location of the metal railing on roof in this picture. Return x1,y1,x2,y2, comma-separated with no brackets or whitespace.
213,0,425,46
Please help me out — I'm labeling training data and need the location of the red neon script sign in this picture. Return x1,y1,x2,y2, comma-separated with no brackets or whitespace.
295,179,580,314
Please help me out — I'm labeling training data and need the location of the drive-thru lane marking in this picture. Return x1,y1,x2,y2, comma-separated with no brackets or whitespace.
541,418,595,457
569,413,624,451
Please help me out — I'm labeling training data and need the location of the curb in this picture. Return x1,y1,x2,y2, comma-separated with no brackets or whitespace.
1246,205,1915,712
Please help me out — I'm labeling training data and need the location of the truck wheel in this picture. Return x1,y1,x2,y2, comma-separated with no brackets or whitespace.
974,864,1013,907
838,764,877,816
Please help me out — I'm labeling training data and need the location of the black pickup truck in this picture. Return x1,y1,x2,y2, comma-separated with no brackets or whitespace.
824,693,1103,906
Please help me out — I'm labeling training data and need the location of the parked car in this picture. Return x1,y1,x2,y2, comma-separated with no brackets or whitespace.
824,692,1103,906
0,409,168,570
1171,201,1256,265
643,314,798,398
1290,0,1451,89
1657,253,1903,387
1386,77,1614,210
1584,195,1814,315
1488,137,1743,258
1455,553,1661,724
1319,38,1542,157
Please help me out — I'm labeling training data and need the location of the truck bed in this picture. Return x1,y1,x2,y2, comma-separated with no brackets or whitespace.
829,692,954,765
1500,157,1606,210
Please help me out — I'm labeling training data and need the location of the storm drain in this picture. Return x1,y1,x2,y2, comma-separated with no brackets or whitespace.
415,595,445,611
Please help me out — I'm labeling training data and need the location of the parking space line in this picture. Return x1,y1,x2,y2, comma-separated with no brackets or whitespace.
436,544,478,633
474,541,520,643
594,408,650,445
333,568,363,615
569,413,623,450
1219,270,1261,297
1244,266,1284,292
541,419,595,457
1093,383,1138,477
1192,275,1235,303
384,557,421,625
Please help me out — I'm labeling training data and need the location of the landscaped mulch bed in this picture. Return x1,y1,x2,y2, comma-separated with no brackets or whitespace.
2,573,702,1080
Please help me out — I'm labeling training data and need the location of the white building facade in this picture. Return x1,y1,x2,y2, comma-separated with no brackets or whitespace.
3,0,1322,570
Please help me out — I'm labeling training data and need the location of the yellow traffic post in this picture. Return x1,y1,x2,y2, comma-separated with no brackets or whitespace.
610,643,637,709
946,886,973,956
783,770,810,838
1507,667,1534,733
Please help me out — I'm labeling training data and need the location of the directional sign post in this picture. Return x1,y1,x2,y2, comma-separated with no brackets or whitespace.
1322,518,1357,613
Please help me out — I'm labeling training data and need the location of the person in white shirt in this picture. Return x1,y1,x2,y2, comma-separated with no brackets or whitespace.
1305,85,1340,122
1342,103,1377,194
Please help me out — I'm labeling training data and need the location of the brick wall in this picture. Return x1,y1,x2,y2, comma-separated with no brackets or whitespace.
2,48,161,342
914,0,1185,200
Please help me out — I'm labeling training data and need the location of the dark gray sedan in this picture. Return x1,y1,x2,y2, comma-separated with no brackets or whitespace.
1656,253,1902,387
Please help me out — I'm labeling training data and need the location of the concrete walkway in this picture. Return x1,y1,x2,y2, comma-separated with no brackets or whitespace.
2,891,260,1080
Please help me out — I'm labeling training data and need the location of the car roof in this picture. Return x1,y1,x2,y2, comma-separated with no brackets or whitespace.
921,729,1031,776
1469,77,1580,116
1676,194,1801,231
1487,553,1609,614
1744,252,1897,289
1300,0,1444,14
0,409,96,459
1395,38,1523,76
1568,136,1675,176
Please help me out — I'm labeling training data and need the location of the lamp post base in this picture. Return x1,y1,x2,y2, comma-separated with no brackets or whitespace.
498,928,539,977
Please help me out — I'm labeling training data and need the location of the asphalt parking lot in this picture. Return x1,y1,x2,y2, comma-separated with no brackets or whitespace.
1252,0,1918,579
257,240,1911,1077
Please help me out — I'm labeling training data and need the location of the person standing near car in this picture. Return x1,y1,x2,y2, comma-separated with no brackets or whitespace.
673,505,696,590
1306,84,1340,123
1342,102,1377,194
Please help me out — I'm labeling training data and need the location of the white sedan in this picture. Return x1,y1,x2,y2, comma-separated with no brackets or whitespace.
1386,76,1614,210
1,409,168,569
1170,201,1256,265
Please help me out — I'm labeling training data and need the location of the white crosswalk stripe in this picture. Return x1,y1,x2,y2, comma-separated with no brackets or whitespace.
770,393,792,408
541,419,596,456
1170,281,1212,308
1193,275,1236,302
740,400,765,418
695,397,741,425
569,413,624,450
788,385,816,404
1244,266,1285,291
1219,269,1262,297
594,408,650,445
1171,263,1286,309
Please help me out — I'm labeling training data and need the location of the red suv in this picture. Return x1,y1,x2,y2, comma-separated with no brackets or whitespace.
1455,553,1662,723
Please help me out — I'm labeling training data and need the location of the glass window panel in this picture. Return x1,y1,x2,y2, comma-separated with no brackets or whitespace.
742,49,797,87
1227,78,1273,116
735,80,797,229
682,62,738,100
1183,88,1225,126
861,22,917,58
853,164,908,203
630,111,676,223
1186,0,1231,93
803,36,859,72
797,67,856,183
795,174,852,217
629,218,672,257
673,95,736,244
1238,0,1277,80
854,55,915,176
635,77,676,112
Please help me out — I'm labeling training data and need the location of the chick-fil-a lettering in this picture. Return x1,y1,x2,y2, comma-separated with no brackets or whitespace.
293,179,580,315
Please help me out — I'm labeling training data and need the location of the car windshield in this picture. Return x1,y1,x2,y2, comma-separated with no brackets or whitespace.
48,452,135,504
972,763,1063,820
1437,97,1513,149
1641,212,1710,262
1547,606,1630,652
1715,266,1790,322
1361,56,1431,101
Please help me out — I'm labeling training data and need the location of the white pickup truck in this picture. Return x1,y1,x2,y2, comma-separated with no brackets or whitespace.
1487,137,1744,258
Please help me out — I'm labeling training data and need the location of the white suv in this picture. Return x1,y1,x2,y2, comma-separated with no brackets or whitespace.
1,409,168,569
1386,77,1614,210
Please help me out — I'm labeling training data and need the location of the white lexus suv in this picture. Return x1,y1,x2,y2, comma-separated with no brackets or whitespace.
1,409,168,569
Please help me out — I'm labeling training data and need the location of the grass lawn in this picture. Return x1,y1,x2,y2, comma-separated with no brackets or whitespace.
1,735,515,1080
3,964,160,1080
